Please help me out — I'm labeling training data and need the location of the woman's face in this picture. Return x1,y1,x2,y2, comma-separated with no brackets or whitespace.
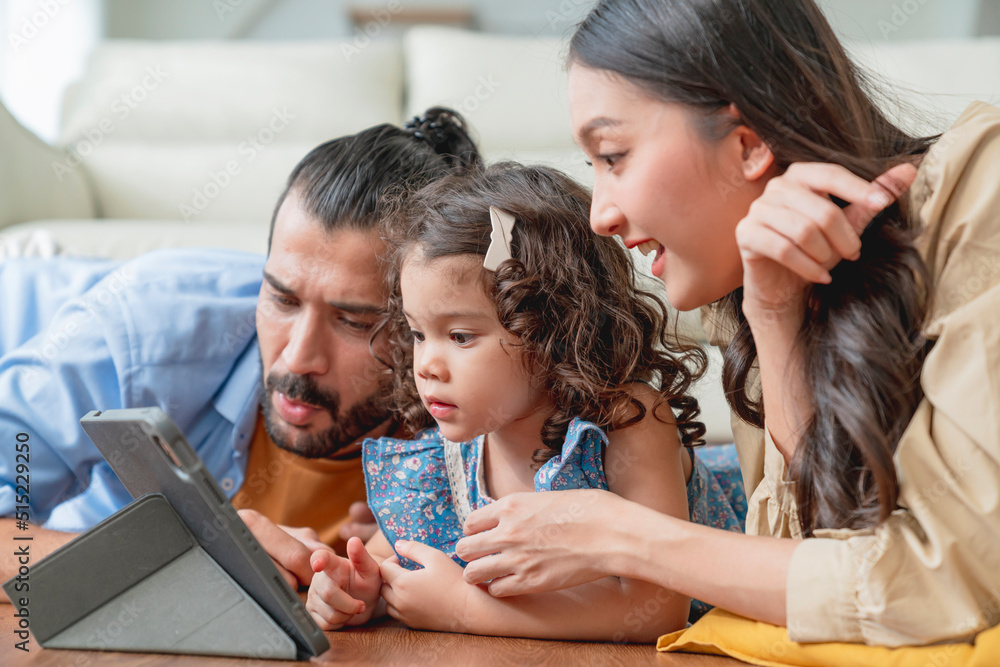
569,64,769,311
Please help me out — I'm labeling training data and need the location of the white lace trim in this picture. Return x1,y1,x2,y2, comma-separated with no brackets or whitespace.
443,436,472,525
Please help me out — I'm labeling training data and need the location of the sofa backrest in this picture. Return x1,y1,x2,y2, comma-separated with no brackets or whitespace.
847,37,1000,135
58,39,403,225
51,31,999,326
58,31,1000,229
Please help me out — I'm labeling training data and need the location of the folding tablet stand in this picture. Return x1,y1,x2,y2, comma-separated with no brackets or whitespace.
2,494,297,660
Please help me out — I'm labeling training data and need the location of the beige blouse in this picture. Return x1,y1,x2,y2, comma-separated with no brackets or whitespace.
702,101,1000,646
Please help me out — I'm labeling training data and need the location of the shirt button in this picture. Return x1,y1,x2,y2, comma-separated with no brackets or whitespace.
220,477,235,492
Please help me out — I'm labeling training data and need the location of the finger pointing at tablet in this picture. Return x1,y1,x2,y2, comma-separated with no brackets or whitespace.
239,509,327,588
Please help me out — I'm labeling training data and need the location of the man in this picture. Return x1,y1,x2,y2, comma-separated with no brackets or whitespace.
0,109,480,593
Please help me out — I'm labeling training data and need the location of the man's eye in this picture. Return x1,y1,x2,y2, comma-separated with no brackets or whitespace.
342,318,374,332
271,293,296,307
597,153,623,168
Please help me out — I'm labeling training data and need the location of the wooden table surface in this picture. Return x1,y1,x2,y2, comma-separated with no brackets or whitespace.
3,613,751,666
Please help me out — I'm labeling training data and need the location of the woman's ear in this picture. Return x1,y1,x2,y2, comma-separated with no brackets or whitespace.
736,130,774,183
725,104,775,183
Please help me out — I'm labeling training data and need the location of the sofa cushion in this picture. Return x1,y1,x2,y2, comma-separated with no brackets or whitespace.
0,218,269,260
79,143,311,223
404,26,574,156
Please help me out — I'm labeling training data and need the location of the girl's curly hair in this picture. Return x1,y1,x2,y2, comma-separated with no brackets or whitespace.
373,162,707,463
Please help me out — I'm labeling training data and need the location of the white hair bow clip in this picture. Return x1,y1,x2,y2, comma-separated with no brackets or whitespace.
483,206,516,271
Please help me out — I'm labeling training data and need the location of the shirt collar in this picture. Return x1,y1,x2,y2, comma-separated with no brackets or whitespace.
215,336,261,428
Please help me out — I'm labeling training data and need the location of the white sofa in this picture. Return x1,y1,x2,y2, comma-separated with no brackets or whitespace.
2,27,999,442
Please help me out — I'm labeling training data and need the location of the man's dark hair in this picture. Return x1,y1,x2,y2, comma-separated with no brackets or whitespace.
267,107,481,249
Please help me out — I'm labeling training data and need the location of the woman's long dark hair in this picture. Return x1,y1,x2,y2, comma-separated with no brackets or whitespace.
377,162,707,462
571,0,934,534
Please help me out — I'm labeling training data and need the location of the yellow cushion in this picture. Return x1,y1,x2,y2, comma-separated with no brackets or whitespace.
657,609,1000,667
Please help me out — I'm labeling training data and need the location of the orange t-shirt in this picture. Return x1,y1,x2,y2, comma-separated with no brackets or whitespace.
232,414,368,555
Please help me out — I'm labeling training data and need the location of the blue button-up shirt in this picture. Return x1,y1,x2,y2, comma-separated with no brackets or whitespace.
0,248,265,531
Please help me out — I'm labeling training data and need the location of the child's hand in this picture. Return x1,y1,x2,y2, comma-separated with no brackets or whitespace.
305,536,382,630
380,540,475,633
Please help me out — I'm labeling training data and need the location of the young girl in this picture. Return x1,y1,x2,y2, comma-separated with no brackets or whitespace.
304,163,746,641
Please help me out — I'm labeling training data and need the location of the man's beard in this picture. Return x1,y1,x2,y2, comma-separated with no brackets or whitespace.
258,360,389,459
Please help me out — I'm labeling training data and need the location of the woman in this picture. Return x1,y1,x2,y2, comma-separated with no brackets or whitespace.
455,0,1000,646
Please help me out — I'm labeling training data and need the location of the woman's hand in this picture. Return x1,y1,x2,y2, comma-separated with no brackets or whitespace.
379,541,474,632
736,162,918,322
455,489,624,597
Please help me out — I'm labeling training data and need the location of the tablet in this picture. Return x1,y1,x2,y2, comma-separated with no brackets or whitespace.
80,407,329,659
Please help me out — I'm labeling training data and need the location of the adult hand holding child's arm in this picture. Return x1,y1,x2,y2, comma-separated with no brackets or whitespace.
457,489,622,596
459,490,798,629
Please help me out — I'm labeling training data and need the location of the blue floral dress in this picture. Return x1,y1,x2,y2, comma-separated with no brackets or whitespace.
363,418,746,622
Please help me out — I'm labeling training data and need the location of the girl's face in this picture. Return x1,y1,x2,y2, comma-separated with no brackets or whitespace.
400,251,549,443
569,64,769,311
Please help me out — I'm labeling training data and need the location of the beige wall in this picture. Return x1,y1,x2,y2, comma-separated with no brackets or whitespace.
99,0,999,42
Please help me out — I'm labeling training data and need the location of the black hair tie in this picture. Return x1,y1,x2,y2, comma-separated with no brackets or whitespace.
404,114,449,148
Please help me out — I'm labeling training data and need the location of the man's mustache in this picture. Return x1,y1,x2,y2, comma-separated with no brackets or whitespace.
266,371,339,415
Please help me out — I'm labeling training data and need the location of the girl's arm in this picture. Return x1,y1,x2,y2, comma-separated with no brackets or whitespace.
385,538,686,641
382,385,693,641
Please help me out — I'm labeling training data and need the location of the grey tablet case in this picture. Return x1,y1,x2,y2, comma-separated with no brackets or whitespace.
0,407,329,660
2,494,297,659
76,407,329,659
